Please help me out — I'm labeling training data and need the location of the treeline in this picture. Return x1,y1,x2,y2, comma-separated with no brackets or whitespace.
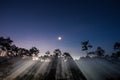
0,35,73,60
0,36,39,57
80,40,120,59
1,35,120,60
40,49,73,61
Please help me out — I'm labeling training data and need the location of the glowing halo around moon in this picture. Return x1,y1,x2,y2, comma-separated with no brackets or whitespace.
58,36,62,40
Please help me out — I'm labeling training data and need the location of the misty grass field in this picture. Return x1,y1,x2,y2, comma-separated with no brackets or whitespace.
0,56,120,80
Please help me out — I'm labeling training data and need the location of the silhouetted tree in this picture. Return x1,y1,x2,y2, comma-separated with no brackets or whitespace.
18,48,26,56
95,47,105,57
0,36,13,57
114,42,120,51
63,52,73,60
53,49,62,57
10,45,22,57
81,40,92,56
43,51,50,60
29,47,39,56
45,51,50,56
113,42,120,58
111,52,120,59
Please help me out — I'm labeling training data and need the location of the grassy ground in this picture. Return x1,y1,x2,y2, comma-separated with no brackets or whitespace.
0,57,120,80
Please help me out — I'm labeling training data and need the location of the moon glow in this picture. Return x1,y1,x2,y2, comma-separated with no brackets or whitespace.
58,36,62,40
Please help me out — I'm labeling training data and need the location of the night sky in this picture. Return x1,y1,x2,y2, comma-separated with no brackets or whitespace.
0,0,120,58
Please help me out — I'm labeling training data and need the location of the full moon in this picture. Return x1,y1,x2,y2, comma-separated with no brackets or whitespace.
58,36,62,40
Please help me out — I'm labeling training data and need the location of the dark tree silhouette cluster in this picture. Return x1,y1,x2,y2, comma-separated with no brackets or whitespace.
0,36,39,59
80,40,120,60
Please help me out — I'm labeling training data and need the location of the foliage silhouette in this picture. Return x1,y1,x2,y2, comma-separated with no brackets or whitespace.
29,47,39,56
81,40,92,56
95,46,105,57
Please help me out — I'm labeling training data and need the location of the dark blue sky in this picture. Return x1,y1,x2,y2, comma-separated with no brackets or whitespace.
0,0,120,58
